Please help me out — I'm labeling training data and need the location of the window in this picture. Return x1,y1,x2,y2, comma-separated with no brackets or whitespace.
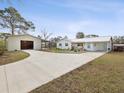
65,43,68,46
59,43,62,46
77,44,80,46
87,44,90,48
78,43,83,46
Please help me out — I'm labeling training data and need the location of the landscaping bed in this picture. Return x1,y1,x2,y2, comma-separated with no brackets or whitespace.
30,52,124,93
42,48,84,54
0,51,29,65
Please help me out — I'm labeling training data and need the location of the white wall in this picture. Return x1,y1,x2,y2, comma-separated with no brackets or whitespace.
57,40,72,49
107,41,112,51
84,42,109,51
7,35,41,51
84,43,94,51
94,42,107,51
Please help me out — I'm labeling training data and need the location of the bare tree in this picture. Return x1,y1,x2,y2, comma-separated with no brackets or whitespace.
39,28,52,48
41,28,52,40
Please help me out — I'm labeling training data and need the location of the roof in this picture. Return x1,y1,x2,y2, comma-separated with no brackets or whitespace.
113,44,124,47
71,37,112,43
57,39,71,43
7,34,41,40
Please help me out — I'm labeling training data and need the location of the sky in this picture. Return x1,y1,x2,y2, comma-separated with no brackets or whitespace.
0,0,124,39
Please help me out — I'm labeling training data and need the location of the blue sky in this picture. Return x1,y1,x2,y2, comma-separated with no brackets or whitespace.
0,0,124,38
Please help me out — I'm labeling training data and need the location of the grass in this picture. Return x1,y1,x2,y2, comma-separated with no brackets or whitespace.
0,51,29,65
30,52,124,93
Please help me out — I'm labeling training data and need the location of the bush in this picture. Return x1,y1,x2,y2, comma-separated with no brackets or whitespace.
0,48,4,55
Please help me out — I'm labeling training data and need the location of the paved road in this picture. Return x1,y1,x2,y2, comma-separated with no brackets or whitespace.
0,50,105,93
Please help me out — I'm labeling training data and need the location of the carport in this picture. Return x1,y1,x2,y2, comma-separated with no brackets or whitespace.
113,44,124,51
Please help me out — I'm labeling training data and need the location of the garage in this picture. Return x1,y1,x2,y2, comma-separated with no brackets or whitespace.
7,35,41,51
21,41,34,49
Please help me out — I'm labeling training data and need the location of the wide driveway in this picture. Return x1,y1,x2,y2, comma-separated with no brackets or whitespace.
0,50,105,93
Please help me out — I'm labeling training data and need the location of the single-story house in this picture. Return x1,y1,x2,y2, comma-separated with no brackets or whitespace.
7,34,41,51
57,37,113,52
57,39,72,50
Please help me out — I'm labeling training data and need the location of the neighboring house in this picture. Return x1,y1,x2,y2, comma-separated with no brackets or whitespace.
7,34,41,51
57,37,112,52
57,39,72,50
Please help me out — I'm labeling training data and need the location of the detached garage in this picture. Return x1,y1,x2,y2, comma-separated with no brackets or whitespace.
7,34,41,51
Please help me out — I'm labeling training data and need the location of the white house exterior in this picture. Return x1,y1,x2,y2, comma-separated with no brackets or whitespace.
57,37,112,52
57,39,72,50
7,35,41,51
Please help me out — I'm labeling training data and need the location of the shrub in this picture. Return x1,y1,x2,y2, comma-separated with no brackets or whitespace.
0,48,4,55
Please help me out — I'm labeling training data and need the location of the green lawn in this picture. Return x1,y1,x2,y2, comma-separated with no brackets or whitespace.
30,52,124,93
0,51,29,65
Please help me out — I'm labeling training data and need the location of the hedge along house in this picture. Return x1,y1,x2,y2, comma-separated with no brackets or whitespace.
7,34,41,51
57,37,113,52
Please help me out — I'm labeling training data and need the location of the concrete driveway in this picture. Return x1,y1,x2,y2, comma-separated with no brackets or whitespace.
0,50,105,93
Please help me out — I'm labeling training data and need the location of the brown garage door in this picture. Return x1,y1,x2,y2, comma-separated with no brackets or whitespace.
21,40,34,49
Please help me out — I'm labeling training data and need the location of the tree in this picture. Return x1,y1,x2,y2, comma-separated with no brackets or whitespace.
50,36,63,47
113,36,124,44
86,34,99,38
0,32,11,39
63,35,68,39
0,32,11,55
50,36,62,42
39,28,52,48
0,7,35,35
76,32,84,39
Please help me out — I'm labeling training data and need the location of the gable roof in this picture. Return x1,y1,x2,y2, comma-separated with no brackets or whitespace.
71,37,112,43
57,39,71,43
113,44,124,46
7,34,41,40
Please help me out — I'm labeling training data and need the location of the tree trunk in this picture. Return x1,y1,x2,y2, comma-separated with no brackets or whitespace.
11,26,14,35
10,22,15,35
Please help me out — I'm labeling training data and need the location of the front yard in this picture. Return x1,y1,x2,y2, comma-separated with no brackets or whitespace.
30,52,124,93
0,51,29,65
42,48,84,54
